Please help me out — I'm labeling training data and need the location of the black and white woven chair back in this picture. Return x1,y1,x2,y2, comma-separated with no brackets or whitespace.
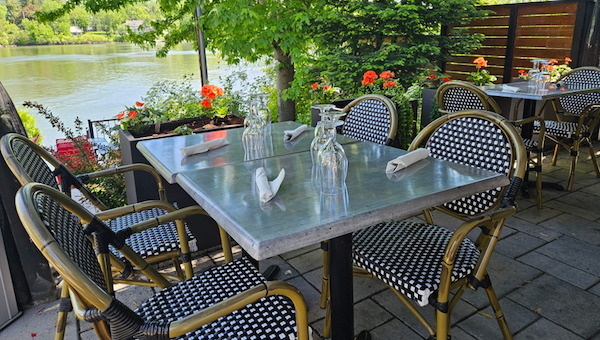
426,114,513,216
33,190,108,292
440,87,487,113
342,95,396,145
9,137,60,189
558,67,600,115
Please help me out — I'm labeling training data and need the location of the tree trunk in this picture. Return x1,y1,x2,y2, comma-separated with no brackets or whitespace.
581,0,600,67
0,81,27,136
273,42,296,122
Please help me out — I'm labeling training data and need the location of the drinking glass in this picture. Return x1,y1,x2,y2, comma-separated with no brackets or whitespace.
310,104,337,165
318,118,347,195
319,185,349,220
256,93,272,134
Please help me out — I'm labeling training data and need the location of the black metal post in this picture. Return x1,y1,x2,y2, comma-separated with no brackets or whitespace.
329,233,354,340
194,5,209,86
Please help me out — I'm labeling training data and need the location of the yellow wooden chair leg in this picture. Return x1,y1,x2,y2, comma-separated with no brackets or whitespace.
323,298,331,339
320,241,329,309
535,160,543,209
588,143,600,177
567,142,580,191
54,284,71,340
552,144,560,165
485,284,513,340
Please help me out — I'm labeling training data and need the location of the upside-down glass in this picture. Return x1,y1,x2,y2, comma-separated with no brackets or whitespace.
256,93,272,134
318,118,347,195
310,104,337,165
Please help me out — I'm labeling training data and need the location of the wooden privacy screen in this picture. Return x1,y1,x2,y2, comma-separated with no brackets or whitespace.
444,0,594,83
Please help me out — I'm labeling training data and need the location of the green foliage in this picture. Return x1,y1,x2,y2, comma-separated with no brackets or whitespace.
17,108,43,144
23,101,127,209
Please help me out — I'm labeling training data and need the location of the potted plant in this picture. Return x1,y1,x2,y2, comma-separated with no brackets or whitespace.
309,77,343,126
413,70,451,127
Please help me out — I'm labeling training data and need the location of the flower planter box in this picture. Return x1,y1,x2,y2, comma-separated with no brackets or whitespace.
119,115,244,251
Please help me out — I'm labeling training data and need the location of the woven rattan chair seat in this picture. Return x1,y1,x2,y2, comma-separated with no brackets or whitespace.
136,257,299,339
352,221,479,307
533,120,589,139
108,208,197,258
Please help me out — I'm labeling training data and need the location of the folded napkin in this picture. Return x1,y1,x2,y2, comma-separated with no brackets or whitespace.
501,84,520,93
256,167,286,203
180,138,229,156
283,125,308,142
386,148,430,173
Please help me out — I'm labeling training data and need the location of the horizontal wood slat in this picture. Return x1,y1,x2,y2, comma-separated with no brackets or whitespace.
517,14,576,26
515,26,576,37
514,37,573,49
450,56,506,65
513,48,573,59
464,27,510,36
453,17,511,27
517,2,578,16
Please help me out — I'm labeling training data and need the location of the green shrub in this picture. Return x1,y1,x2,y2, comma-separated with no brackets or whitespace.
17,109,43,145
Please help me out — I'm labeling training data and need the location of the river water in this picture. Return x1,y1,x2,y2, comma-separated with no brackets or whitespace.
0,43,264,145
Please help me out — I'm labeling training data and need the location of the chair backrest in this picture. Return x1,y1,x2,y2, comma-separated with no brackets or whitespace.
15,183,151,339
409,110,527,217
436,81,502,115
1,133,108,210
341,94,398,145
556,67,600,115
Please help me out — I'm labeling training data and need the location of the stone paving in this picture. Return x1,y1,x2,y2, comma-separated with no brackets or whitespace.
2,142,600,339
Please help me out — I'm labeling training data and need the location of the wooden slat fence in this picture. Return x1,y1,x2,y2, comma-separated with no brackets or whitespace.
444,0,597,83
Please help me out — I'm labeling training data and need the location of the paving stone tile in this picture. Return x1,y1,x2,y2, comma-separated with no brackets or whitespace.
507,274,600,338
518,251,599,289
550,191,600,220
460,252,543,309
286,249,324,274
371,287,477,339
114,284,156,310
286,276,326,324
353,299,394,334
505,216,563,241
367,319,424,339
459,298,537,339
514,205,563,224
589,282,600,298
540,214,600,245
281,243,321,260
495,231,546,259
580,182,600,197
259,255,300,280
535,236,600,277
448,326,478,340
513,318,584,340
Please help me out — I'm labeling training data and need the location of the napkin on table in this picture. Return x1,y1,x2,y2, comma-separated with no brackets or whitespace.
255,167,286,203
180,138,229,156
501,84,520,93
386,148,430,173
283,125,308,142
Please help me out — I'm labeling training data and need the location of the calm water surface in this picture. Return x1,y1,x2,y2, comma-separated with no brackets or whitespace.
0,43,263,145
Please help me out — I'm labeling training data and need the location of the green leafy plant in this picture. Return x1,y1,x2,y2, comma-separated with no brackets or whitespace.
467,57,497,86
173,125,193,135
24,101,126,209
17,108,43,145
116,101,154,134
359,70,403,97
310,77,342,104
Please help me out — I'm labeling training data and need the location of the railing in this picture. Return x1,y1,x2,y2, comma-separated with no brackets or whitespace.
444,0,598,83
87,118,119,139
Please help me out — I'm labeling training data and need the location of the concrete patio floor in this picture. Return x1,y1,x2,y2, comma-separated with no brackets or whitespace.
2,141,600,339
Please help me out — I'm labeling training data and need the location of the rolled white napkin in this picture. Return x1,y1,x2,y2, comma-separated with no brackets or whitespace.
386,148,430,173
255,167,286,203
283,125,307,141
180,138,229,156
501,84,520,93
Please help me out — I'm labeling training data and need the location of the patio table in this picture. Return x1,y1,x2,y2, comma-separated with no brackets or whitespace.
175,141,509,340
137,121,359,184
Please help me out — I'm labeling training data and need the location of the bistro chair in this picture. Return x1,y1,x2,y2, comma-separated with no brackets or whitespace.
532,66,600,190
340,94,398,146
437,80,545,209
15,182,310,340
352,110,527,339
0,132,219,281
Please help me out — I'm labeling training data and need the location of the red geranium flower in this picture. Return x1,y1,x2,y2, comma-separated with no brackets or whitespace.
518,69,525,74
444,77,450,82
128,110,137,119
116,111,125,120
549,59,559,65
473,57,488,68
323,85,329,91
201,98,211,109
312,82,318,90
429,74,436,80
382,80,397,88
135,101,144,108
361,70,378,86
379,70,395,81
565,57,572,63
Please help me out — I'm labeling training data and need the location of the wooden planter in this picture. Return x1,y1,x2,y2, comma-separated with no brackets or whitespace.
119,115,244,251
